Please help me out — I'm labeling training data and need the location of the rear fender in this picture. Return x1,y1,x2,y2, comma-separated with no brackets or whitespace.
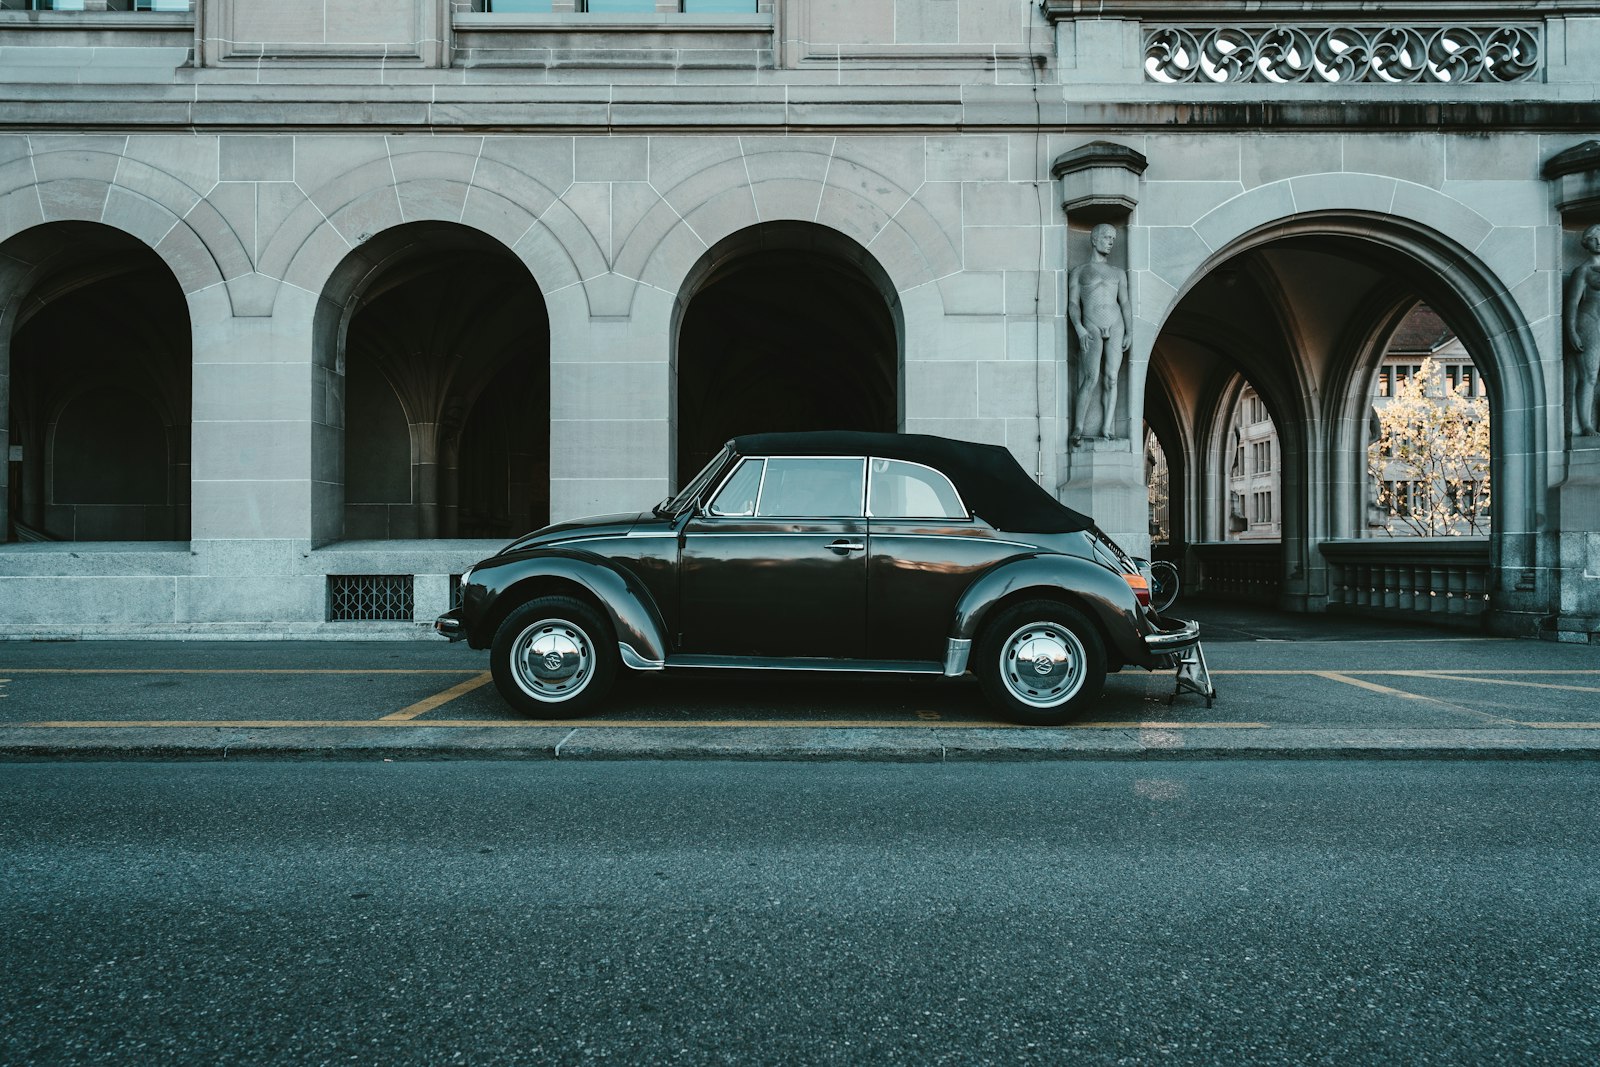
951,554,1145,665
469,549,669,668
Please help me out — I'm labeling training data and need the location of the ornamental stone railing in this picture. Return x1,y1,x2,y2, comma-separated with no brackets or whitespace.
1143,24,1541,84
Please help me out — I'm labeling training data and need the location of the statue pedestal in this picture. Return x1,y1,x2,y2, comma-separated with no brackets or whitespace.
1058,439,1147,558
1554,437,1600,641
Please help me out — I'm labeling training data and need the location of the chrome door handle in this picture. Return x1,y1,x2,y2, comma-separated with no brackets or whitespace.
828,540,866,554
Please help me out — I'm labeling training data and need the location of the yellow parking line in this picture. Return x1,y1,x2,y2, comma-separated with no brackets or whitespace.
381,672,494,721
1313,671,1506,723
1386,673,1600,694
0,668,480,675
1521,722,1600,729
12,719,1269,730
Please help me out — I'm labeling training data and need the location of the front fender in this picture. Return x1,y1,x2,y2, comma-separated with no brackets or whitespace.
951,554,1146,665
465,548,669,667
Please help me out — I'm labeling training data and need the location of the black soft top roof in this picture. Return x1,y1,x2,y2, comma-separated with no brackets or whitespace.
731,431,1093,534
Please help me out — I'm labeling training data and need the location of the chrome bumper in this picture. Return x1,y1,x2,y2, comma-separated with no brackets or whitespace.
434,608,467,642
1142,616,1201,661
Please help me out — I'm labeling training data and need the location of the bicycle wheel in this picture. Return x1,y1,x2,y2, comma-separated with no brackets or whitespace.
1148,560,1181,613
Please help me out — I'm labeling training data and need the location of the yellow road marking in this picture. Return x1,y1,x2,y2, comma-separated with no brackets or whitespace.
0,668,480,675
11,719,1269,730
1521,722,1600,729
1312,671,1507,724
1386,673,1600,694
381,672,494,721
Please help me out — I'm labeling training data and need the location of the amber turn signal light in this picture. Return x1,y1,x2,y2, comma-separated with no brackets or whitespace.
1123,572,1151,606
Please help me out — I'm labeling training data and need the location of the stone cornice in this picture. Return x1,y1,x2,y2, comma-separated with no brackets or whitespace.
1040,0,1600,19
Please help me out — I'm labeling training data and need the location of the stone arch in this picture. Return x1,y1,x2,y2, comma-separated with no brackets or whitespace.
669,220,905,485
1148,188,1544,622
309,220,550,543
1,220,192,542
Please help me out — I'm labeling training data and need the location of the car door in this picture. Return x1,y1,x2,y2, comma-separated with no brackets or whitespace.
866,457,1025,662
678,456,868,659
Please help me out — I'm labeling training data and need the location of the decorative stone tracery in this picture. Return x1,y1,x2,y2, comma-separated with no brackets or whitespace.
1143,24,1541,84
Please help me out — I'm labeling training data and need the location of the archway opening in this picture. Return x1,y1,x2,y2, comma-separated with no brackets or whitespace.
3,222,190,543
317,223,548,542
1148,227,1508,619
672,222,901,487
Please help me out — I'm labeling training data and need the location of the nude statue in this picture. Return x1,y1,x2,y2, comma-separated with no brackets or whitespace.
1068,223,1133,442
1565,223,1600,437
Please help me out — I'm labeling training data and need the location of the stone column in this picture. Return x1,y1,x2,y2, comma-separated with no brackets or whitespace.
1051,141,1149,557
1541,142,1600,639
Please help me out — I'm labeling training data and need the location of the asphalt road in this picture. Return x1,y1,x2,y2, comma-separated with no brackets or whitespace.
4,760,1598,1065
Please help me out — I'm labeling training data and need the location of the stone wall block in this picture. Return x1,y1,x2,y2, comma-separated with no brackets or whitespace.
558,180,615,262
1006,315,1059,361
896,0,958,44
182,196,254,282
101,186,180,252
632,209,710,294
114,157,208,225
37,178,110,224
926,135,1008,182
479,136,576,194
1145,227,1213,298
876,202,960,281
1473,227,1538,290
963,225,1056,272
747,178,826,225
190,478,312,541
832,137,927,197
194,363,311,423
220,135,294,183
1192,180,1295,255
1006,270,1058,317
467,157,560,222
862,218,936,292
962,181,1049,229
1139,181,1245,229
0,187,45,242
192,420,312,483
681,185,762,252
1345,134,1444,189
907,360,978,419
979,359,1052,418
176,575,322,624
0,136,29,170
0,577,178,627
901,417,1006,446
937,271,1005,316
647,136,744,192
582,273,637,318
293,136,392,196
551,362,666,422
909,316,1005,363
1389,182,1493,252
613,194,687,285
324,188,407,249
549,478,666,523
125,136,219,195
551,418,668,480
154,216,226,295
204,181,259,268
1144,135,1239,183
1440,180,1550,229
0,155,38,201
258,198,337,290
511,222,586,300
660,155,756,223
575,136,649,183
387,139,482,184
1242,134,1341,190
30,142,124,185
396,179,470,224
306,158,400,222
459,184,541,258
607,181,662,267
742,141,834,187
1288,172,1397,217
1448,134,1540,182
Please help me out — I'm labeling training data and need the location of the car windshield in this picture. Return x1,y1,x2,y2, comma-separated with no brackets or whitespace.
658,445,733,516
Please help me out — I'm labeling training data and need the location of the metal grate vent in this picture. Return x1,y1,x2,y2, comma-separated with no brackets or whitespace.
449,575,465,610
329,575,415,622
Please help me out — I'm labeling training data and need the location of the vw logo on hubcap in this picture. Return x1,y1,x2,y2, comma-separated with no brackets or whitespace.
1032,654,1056,676
542,650,565,672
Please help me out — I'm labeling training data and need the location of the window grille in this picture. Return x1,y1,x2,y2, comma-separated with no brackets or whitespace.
449,575,465,610
329,575,415,622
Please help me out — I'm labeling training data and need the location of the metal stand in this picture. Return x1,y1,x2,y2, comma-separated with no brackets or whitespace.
1168,643,1217,708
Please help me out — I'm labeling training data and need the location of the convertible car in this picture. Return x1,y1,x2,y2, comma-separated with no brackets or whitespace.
435,431,1203,725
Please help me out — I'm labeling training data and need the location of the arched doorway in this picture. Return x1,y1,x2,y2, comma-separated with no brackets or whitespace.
313,222,548,542
1147,221,1530,624
2,222,190,543
672,222,901,487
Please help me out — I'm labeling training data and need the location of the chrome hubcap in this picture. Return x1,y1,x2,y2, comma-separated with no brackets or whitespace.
510,618,592,702
1000,622,1086,708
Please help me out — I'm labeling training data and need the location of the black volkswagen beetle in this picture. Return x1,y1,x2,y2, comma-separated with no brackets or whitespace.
435,431,1202,725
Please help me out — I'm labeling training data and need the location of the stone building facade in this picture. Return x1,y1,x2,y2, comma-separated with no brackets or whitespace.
1,0,1598,639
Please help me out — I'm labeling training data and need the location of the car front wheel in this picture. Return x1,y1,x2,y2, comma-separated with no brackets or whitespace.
977,600,1106,726
490,596,617,718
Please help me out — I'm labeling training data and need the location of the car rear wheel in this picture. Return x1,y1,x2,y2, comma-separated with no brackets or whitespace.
491,597,616,718
977,600,1106,726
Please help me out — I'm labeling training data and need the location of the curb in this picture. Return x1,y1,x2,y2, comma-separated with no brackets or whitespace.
4,726,1600,762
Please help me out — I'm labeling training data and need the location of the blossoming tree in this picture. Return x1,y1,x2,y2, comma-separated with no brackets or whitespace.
1367,357,1491,536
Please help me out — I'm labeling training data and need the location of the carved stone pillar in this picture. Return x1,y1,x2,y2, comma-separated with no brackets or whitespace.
1051,142,1149,555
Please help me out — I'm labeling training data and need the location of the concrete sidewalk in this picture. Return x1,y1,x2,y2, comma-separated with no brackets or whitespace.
2,603,1597,762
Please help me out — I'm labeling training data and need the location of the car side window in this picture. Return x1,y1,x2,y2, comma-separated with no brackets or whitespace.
755,458,866,518
706,458,764,517
868,458,967,519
